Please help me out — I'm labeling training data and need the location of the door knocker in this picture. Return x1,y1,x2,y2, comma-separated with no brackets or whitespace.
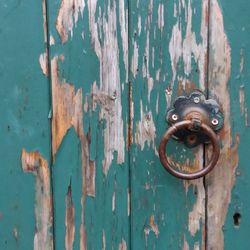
158,90,224,180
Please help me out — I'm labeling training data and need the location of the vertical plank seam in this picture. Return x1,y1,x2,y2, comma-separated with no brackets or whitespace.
127,0,132,247
43,0,55,249
204,0,211,249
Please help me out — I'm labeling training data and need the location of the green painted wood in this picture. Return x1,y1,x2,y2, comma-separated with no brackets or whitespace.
207,0,250,249
0,0,52,249
2,0,250,249
46,0,130,249
129,0,208,249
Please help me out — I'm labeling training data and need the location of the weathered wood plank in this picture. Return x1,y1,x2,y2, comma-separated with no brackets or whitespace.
46,0,130,248
129,0,209,249
207,0,250,249
0,0,52,249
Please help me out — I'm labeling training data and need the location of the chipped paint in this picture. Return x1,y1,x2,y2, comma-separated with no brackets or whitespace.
112,191,116,212
165,87,173,109
240,48,244,73
147,77,154,103
88,0,125,175
65,185,75,250
42,0,48,43
169,0,208,90
56,0,85,43
21,149,53,250
127,189,130,216
182,235,190,250
239,85,248,126
207,0,239,248
118,239,127,250
138,15,141,36
135,101,156,150
149,215,160,237
86,160,96,197
144,215,160,246
127,82,134,148
119,0,128,81
188,181,205,236
239,85,245,115
50,35,55,46
51,56,83,157
158,3,164,34
102,230,106,250
39,51,48,76
131,41,139,77
167,1,209,244
51,56,93,250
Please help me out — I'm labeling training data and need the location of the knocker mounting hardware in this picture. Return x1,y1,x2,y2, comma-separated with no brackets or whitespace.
158,90,224,180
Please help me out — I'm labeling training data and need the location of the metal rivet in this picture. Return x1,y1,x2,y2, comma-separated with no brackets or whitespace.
172,114,178,121
211,118,219,126
194,97,200,103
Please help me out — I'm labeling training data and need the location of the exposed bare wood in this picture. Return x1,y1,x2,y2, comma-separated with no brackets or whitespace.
87,0,125,175
118,239,127,250
135,101,156,151
56,0,85,43
65,185,75,250
207,0,240,248
21,149,53,250
51,56,95,249
39,51,49,76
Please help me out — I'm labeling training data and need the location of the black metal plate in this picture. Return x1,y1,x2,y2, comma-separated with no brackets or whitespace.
166,90,224,147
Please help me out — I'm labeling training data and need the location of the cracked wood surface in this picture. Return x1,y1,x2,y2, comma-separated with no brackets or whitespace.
1,0,250,249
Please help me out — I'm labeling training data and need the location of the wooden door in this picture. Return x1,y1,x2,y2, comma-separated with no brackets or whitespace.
1,0,250,249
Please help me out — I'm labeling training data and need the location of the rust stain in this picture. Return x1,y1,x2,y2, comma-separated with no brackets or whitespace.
144,215,160,245
56,0,85,43
177,79,197,96
207,0,240,248
149,215,160,237
65,185,75,250
144,215,160,247
21,149,53,250
127,82,133,148
168,148,202,174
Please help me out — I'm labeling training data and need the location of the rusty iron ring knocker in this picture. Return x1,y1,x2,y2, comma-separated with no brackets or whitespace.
158,90,224,180
158,120,220,180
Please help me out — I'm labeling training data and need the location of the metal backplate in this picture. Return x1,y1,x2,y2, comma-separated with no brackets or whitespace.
166,90,224,147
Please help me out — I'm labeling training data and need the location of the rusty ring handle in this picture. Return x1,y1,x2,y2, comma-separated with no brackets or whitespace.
158,120,220,180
